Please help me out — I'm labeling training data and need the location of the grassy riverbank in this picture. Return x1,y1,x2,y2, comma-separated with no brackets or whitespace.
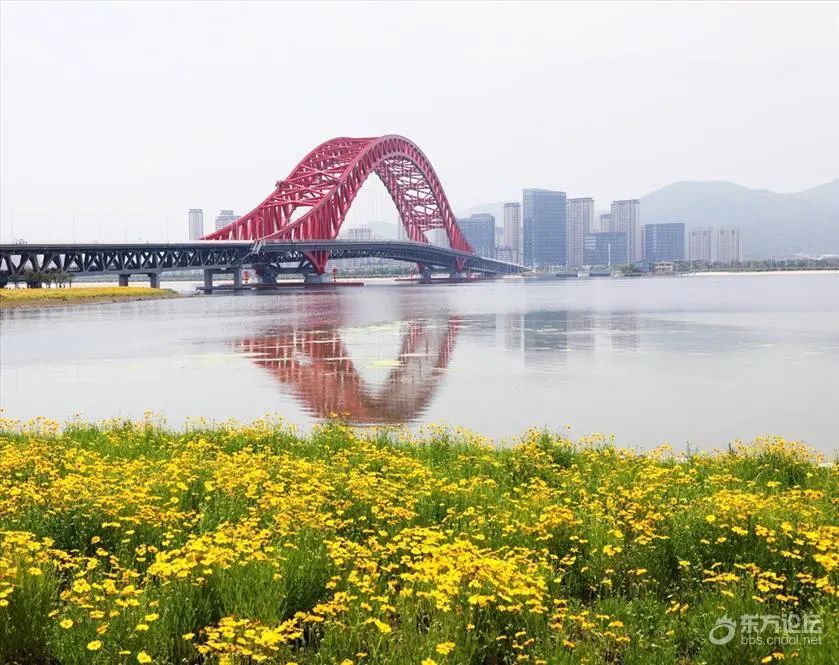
0,419,836,664
0,287,178,309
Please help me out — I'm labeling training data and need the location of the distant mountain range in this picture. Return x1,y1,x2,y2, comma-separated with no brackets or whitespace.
460,180,839,259
356,180,839,259
641,180,839,258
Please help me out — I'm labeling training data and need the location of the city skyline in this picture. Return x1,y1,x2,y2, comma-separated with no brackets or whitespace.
325,190,744,267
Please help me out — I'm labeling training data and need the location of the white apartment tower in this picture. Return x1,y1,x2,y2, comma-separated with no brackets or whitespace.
188,209,204,240
715,228,743,263
565,197,594,266
610,199,641,263
502,202,522,264
688,227,715,261
688,227,742,262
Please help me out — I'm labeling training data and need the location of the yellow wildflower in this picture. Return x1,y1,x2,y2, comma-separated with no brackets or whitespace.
436,642,456,655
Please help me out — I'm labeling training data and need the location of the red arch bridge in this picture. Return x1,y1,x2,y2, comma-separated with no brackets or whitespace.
0,135,527,288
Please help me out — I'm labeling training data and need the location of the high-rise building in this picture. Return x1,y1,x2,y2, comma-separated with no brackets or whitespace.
523,189,567,267
495,226,505,249
610,200,641,263
188,209,204,240
494,247,515,263
502,202,522,264
584,232,628,266
214,209,240,232
715,228,742,263
565,197,594,266
458,213,496,258
688,227,742,262
599,213,614,233
688,227,715,261
643,223,685,261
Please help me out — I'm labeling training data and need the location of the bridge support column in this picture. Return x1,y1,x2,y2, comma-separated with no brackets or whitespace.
232,269,242,289
304,273,329,285
418,267,433,284
203,269,214,294
255,265,277,284
148,273,161,289
118,274,130,287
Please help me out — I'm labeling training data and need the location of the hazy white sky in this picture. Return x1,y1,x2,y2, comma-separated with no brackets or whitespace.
1,1,838,242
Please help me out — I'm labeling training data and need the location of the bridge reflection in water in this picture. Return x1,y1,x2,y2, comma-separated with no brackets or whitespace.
236,317,459,424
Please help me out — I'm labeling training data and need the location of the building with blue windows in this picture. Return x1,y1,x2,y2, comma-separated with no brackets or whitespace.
643,223,685,261
523,189,567,267
457,213,496,258
584,232,628,266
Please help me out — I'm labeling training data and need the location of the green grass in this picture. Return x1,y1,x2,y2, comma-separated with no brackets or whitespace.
0,418,836,664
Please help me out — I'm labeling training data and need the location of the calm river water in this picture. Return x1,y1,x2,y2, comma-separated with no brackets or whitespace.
1,273,837,453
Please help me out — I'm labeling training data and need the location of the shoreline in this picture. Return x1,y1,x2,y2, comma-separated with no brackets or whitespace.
0,287,183,311
2,269,835,310
687,268,839,277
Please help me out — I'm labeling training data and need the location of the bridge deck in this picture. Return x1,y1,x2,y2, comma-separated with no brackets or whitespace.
0,240,528,283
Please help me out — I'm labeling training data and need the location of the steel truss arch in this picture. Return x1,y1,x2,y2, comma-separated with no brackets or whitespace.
203,135,473,272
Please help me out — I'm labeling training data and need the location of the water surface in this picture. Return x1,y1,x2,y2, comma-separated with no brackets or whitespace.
2,273,837,453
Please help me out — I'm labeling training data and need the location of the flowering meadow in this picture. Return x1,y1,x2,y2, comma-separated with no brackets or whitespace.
0,287,174,308
0,417,836,665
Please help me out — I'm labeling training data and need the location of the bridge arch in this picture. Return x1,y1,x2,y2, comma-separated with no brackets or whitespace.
203,135,473,273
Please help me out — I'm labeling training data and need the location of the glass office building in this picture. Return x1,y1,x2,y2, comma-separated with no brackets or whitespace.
643,223,685,261
584,232,628,266
457,213,496,258
523,189,567,268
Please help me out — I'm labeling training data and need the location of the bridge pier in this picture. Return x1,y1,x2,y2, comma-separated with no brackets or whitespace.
256,265,278,284
304,273,329,285
118,274,129,287
148,273,161,289
232,268,242,289
203,269,214,293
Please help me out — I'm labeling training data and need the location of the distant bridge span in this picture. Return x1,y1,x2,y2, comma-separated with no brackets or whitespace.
0,240,526,287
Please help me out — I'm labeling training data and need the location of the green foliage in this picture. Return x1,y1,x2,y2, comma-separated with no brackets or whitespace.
0,420,836,664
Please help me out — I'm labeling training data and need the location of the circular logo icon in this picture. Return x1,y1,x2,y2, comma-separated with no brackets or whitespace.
709,615,737,645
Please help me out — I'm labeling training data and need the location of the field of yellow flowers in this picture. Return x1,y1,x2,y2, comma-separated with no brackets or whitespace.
0,417,836,664
0,287,175,308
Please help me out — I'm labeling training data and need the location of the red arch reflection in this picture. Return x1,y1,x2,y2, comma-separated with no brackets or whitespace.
237,317,460,423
